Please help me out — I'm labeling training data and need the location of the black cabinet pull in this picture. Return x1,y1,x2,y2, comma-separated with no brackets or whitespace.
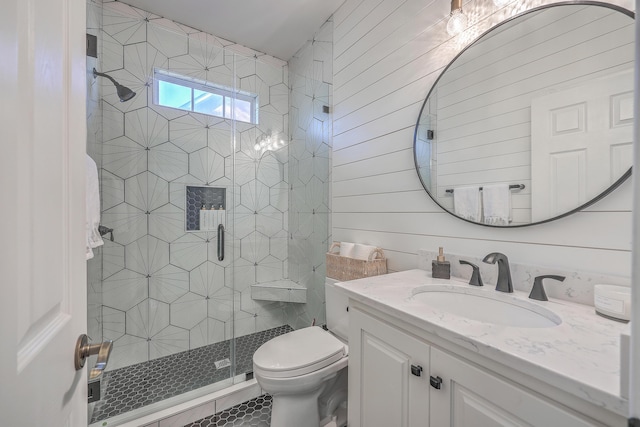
410,365,423,377
430,375,442,389
217,224,224,261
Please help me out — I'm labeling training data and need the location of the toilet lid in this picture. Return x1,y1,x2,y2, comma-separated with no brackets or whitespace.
253,326,346,378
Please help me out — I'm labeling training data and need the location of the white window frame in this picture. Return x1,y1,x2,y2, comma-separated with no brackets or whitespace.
153,68,258,124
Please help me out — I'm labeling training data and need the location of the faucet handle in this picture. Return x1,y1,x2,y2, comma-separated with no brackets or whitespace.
529,275,565,301
459,260,483,287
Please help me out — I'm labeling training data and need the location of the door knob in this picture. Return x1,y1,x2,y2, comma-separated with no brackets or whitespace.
74,334,113,380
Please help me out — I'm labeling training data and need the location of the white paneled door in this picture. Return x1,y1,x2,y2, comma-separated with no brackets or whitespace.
531,69,633,222
0,0,88,426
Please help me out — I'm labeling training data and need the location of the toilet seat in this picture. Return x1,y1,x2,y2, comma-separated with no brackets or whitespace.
253,326,347,378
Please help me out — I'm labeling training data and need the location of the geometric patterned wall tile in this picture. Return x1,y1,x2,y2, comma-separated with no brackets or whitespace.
147,20,188,58
149,325,189,360
207,286,235,323
240,231,269,264
101,203,148,246
150,264,189,303
125,172,169,212
102,240,125,280
256,209,283,237
102,268,148,311
101,30,124,73
269,83,289,115
256,256,283,284
170,114,208,153
101,170,125,211
188,148,225,184
313,144,331,182
208,124,233,158
170,234,207,271
232,258,255,293
233,205,256,240
269,232,288,261
102,136,147,179
240,181,269,212
170,292,207,330
190,261,225,297
149,203,185,243
102,2,148,45
149,142,188,181
125,235,170,276
102,100,125,141
256,154,282,187
103,306,126,341
190,317,227,349
126,42,168,88
105,333,149,372
270,182,288,212
234,151,256,186
305,176,326,211
126,298,170,338
125,107,169,148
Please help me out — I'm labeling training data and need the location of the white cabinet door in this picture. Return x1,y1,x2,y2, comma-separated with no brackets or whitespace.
0,0,88,425
429,348,602,427
349,308,431,427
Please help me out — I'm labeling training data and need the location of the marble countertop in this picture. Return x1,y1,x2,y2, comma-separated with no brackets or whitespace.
334,269,629,416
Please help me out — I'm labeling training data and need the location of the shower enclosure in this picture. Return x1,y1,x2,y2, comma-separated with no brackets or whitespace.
86,1,333,425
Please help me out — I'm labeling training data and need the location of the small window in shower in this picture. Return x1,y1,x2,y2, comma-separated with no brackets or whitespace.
153,68,258,124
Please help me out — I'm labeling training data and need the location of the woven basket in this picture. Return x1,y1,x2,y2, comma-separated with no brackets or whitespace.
326,242,387,281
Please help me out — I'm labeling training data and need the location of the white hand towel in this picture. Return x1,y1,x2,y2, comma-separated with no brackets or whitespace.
453,186,481,222
482,184,511,225
352,244,376,260
339,242,355,258
86,154,104,260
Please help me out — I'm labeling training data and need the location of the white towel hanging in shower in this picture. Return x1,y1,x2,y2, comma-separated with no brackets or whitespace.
86,154,103,260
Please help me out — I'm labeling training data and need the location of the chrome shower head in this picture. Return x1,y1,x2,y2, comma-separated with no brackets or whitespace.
93,68,136,102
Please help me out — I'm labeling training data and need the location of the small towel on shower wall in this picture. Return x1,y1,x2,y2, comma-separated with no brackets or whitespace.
453,186,481,222
86,154,103,260
482,184,511,225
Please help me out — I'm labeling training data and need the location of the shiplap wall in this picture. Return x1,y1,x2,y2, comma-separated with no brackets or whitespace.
432,5,634,224
331,0,634,278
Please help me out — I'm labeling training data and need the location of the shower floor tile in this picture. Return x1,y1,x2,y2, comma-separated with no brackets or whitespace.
89,325,292,424
184,395,272,427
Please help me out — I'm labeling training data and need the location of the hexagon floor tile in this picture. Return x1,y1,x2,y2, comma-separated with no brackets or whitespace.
89,325,292,424
184,395,272,427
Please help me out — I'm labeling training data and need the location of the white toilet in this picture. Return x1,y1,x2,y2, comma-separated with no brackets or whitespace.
252,278,349,427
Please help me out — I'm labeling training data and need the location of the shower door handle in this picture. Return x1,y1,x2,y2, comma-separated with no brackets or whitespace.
218,223,224,261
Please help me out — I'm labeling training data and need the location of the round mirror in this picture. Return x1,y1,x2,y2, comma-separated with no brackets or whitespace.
414,2,633,227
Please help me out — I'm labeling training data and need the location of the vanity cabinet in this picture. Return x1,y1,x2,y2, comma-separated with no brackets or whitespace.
349,307,606,427
349,307,431,427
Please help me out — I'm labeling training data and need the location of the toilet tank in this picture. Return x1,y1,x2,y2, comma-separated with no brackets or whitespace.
325,278,349,341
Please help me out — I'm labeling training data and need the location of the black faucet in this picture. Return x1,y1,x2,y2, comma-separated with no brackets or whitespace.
482,252,513,293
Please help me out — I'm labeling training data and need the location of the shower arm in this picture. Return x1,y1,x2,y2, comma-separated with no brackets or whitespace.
93,68,118,86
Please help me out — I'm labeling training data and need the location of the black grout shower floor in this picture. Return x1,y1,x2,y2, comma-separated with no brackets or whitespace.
184,395,273,427
89,325,293,424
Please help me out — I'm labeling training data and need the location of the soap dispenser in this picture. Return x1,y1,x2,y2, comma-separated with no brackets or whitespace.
432,247,451,279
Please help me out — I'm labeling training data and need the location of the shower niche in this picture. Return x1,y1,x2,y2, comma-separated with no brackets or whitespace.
185,185,226,232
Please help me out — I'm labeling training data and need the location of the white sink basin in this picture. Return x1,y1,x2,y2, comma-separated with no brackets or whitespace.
410,285,562,328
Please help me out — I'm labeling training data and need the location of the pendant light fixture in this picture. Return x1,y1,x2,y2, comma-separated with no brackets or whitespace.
447,0,468,36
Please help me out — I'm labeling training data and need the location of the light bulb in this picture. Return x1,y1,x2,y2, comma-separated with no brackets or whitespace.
447,8,468,36
254,143,261,151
